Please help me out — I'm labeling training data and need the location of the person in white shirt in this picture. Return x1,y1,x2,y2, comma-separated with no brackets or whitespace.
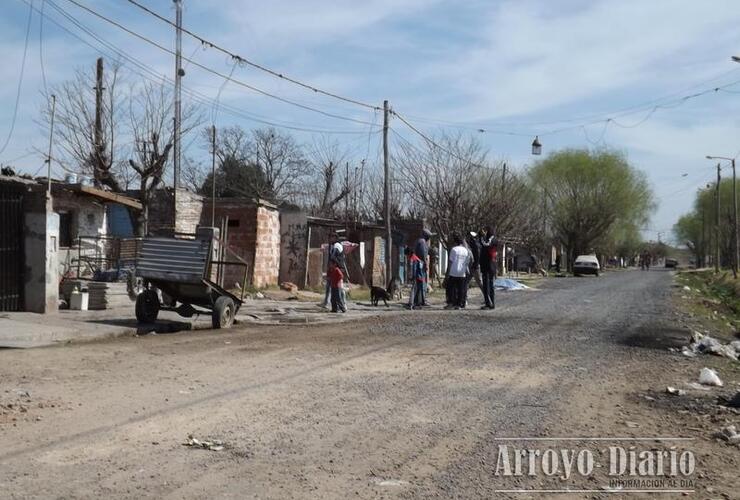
445,232,470,309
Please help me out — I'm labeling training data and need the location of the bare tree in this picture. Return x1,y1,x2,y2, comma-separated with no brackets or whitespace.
249,127,308,200
396,132,540,249
40,60,125,190
127,81,202,235
300,137,354,217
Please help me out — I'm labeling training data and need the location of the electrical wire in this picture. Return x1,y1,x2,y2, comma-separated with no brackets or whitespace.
123,0,381,111
59,0,378,126
0,0,35,156
38,0,49,95
26,0,379,135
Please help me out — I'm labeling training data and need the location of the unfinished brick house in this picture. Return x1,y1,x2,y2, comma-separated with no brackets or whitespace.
201,198,280,288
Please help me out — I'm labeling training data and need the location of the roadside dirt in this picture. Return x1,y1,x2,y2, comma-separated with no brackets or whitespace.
0,270,737,499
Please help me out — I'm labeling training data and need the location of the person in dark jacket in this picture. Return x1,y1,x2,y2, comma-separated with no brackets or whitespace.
465,231,482,306
479,226,498,309
414,229,432,305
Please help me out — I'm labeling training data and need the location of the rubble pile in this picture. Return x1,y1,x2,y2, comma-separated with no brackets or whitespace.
682,332,740,361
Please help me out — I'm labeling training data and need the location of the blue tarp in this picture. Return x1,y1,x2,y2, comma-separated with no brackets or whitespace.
494,278,530,290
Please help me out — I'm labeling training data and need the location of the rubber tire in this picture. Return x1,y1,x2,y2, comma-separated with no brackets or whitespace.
212,296,235,329
135,289,160,323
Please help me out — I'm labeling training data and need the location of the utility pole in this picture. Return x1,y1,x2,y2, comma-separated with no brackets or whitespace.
732,158,738,278
383,100,392,284
701,198,706,268
46,94,56,194
173,0,183,229
211,125,216,227
345,161,350,221
94,57,104,171
716,163,721,273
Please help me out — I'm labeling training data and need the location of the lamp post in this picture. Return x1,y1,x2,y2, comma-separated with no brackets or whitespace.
706,155,737,278
531,136,542,155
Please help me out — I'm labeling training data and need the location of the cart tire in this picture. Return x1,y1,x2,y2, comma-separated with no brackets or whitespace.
212,296,235,329
135,289,160,323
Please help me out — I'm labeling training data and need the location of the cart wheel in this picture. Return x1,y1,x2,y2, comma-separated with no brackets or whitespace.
135,289,160,323
162,291,177,308
212,296,235,329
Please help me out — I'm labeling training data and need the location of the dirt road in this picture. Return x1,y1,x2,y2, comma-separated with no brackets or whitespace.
1,269,737,498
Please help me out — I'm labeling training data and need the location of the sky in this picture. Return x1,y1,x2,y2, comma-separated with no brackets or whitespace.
2,0,740,243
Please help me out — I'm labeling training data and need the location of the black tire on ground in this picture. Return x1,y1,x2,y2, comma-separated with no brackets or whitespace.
135,289,160,323
212,296,236,329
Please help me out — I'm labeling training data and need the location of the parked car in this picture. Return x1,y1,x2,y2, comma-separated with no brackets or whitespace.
573,255,600,276
664,258,678,269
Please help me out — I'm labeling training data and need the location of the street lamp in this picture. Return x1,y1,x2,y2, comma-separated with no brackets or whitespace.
706,155,737,278
531,136,542,155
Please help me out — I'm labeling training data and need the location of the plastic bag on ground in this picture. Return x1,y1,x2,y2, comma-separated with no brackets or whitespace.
698,367,723,387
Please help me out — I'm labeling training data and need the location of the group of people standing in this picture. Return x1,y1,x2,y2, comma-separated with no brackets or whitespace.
321,227,500,313
407,227,498,310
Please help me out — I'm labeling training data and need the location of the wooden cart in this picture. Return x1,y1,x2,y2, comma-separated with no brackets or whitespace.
134,227,247,329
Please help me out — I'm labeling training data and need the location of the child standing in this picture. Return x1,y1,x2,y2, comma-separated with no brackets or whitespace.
407,249,425,309
328,263,346,313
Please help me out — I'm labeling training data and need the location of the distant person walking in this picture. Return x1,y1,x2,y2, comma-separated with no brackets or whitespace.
479,227,498,309
445,232,470,310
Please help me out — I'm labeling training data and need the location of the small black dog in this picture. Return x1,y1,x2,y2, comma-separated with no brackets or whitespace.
370,278,399,306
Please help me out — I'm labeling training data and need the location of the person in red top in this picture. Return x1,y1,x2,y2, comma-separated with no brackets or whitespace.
407,249,425,309
328,262,346,313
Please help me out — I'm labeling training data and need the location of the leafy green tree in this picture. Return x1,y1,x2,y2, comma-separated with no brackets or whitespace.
530,149,654,269
673,180,736,269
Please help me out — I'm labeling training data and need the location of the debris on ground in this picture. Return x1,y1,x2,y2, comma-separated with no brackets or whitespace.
494,278,530,291
685,382,712,391
255,292,265,299
717,392,740,409
683,332,738,361
183,435,224,451
712,425,740,444
699,367,723,387
666,386,686,396
280,282,298,293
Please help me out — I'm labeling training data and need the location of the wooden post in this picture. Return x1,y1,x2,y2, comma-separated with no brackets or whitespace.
716,163,721,273
383,100,392,284
211,125,216,227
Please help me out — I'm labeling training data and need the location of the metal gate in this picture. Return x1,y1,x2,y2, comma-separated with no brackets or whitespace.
0,182,24,311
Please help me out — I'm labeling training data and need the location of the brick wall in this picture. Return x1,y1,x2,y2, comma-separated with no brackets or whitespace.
200,199,279,289
253,205,280,287
148,188,203,235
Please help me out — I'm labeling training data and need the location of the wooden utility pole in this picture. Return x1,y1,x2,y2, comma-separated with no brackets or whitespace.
94,57,104,167
716,163,721,273
173,0,183,230
211,125,217,227
383,100,392,284
501,162,507,192
732,159,738,278
46,95,56,194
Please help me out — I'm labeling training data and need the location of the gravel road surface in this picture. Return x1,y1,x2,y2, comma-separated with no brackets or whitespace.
1,269,737,499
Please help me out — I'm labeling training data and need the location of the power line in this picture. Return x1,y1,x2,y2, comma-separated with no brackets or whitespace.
60,0,378,126
0,0,35,157
27,0,380,136
39,0,49,95
123,0,381,112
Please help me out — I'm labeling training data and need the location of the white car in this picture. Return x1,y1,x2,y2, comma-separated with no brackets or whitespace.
573,255,600,276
